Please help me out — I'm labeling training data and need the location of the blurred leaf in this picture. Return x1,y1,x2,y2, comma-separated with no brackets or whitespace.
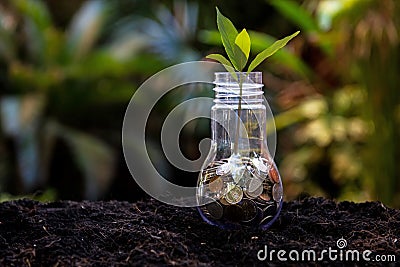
0,21,15,62
10,0,53,65
119,2,200,63
271,97,327,131
0,94,45,190
248,31,299,72
13,0,51,30
198,29,222,45
269,0,319,33
0,188,57,203
52,122,116,200
105,33,149,61
66,0,107,61
9,62,63,92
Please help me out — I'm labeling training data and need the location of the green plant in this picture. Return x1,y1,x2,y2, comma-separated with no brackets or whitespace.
205,7,299,154
206,7,299,76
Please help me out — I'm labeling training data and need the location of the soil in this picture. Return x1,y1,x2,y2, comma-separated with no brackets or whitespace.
0,197,399,266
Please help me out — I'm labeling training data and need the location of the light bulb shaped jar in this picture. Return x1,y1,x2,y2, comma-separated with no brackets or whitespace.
197,72,282,230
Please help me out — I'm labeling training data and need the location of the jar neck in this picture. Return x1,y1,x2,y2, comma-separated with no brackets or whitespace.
211,72,267,158
213,72,264,106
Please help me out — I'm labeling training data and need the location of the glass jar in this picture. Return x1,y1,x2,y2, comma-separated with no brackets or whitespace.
196,72,283,230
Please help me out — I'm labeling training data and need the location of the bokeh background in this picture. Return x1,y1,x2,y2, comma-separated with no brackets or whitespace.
0,0,399,208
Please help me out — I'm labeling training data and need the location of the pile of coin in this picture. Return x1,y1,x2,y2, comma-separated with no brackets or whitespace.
197,156,283,227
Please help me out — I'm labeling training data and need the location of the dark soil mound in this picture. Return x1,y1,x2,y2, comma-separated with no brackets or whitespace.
0,197,399,266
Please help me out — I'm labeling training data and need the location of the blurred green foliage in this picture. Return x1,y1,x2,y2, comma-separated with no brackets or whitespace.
0,0,399,207
267,0,400,207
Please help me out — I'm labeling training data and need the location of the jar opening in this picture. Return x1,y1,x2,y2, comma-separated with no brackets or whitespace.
214,72,262,85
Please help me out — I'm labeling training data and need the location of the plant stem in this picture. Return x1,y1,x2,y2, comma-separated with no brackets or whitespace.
233,73,243,155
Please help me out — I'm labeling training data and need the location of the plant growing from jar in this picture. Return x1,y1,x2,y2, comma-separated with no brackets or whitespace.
197,8,299,229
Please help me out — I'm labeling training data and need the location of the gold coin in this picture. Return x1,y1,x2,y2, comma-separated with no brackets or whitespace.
225,185,243,205
219,197,230,206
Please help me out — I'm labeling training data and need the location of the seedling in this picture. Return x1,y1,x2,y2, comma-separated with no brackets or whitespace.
206,7,299,154
207,7,299,77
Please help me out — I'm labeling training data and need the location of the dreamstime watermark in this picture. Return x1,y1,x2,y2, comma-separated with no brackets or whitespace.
122,61,277,207
257,238,396,262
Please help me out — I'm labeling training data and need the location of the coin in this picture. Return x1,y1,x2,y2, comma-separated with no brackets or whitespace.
272,183,283,202
246,177,263,192
236,170,249,188
259,192,271,202
225,185,243,204
232,166,245,183
224,204,244,222
246,185,263,199
216,163,230,175
208,176,223,193
269,166,280,183
252,170,267,181
205,201,223,219
239,199,258,222
219,197,230,206
252,157,269,173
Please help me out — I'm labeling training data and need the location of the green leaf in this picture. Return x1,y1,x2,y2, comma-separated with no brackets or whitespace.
270,0,319,33
233,44,247,71
247,31,300,72
216,7,239,70
206,54,238,80
235,29,251,59
249,31,313,78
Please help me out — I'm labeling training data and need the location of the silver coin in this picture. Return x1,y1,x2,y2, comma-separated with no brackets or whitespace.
246,186,263,199
247,177,263,192
252,170,267,181
205,201,223,219
239,199,258,222
216,163,230,175
272,183,283,202
252,157,270,173
225,185,243,204
232,167,245,183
